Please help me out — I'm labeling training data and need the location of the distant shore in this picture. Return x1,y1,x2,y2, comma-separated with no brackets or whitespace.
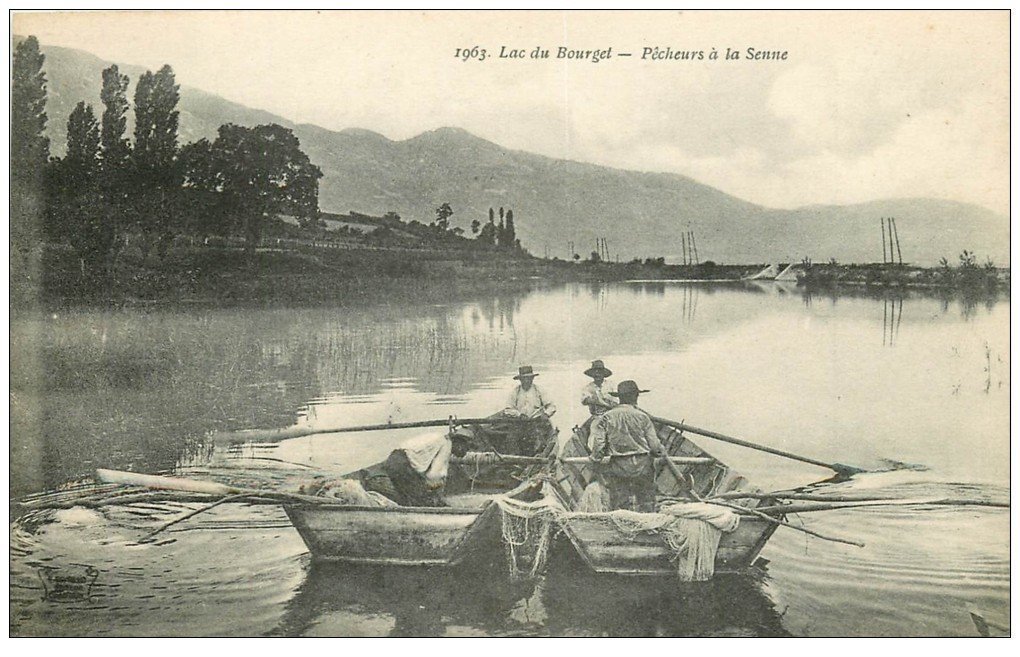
28,241,1009,309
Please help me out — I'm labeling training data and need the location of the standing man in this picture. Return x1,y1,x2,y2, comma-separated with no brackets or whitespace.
581,359,617,416
588,380,664,512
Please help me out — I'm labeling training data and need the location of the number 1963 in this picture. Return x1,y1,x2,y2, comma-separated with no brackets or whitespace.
455,47,487,62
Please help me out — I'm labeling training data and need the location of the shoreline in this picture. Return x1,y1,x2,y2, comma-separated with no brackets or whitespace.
24,242,1010,310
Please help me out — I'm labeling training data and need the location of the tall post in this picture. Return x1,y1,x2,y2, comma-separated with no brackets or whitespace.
681,232,688,265
690,230,699,265
892,217,903,265
881,218,888,264
886,218,895,266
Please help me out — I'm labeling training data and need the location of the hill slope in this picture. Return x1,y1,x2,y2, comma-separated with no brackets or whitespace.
28,39,1009,266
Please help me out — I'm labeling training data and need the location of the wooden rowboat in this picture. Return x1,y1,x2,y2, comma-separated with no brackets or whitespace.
283,419,782,578
549,421,782,576
283,463,540,568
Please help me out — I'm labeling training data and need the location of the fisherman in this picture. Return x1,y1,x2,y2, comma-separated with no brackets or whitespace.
504,365,555,418
588,380,665,512
499,365,557,455
581,359,617,416
358,425,475,507
578,359,617,448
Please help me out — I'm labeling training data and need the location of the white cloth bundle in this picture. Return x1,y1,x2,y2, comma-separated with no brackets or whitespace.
399,431,453,487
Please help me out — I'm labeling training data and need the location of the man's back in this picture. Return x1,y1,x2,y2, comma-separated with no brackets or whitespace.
590,403,663,458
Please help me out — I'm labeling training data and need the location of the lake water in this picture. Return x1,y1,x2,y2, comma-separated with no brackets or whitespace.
9,281,1010,636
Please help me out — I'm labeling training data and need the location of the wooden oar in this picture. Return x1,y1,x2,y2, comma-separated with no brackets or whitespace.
214,416,533,444
648,415,866,478
453,454,714,466
95,469,325,504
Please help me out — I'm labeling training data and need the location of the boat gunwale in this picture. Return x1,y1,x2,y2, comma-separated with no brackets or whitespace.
283,500,493,515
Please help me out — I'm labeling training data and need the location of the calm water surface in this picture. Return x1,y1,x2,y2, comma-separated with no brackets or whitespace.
9,282,1010,636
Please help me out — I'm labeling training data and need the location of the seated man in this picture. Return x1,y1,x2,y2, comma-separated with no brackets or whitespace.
588,380,664,512
358,426,474,507
496,365,557,455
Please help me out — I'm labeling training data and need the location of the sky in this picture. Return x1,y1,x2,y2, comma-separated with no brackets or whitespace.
12,10,1010,214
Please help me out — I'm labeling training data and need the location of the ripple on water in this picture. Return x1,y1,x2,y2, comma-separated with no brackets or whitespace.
11,502,309,637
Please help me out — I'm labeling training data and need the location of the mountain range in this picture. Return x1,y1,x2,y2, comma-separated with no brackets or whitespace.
27,38,1010,266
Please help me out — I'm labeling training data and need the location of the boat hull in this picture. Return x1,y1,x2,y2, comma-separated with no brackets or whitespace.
555,514,780,576
284,503,500,566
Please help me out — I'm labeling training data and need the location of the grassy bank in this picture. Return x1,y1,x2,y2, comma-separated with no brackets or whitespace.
37,242,761,307
34,241,1008,309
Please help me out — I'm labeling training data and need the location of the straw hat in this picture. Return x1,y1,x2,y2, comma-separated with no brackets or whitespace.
584,359,613,378
609,380,650,397
513,365,539,380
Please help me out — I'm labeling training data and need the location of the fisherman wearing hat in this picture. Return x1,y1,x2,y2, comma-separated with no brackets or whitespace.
589,380,665,512
500,365,557,455
581,359,617,416
358,425,476,507
504,365,556,419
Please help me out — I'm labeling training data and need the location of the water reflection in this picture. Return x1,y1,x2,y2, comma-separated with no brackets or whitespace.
883,296,904,346
10,282,1009,497
271,558,789,637
681,284,698,324
9,278,1011,636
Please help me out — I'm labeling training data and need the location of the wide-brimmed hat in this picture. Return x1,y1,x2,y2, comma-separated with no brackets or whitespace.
449,425,475,440
513,365,539,380
609,380,649,397
584,359,613,378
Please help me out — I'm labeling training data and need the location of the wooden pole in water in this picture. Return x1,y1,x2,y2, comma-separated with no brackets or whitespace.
681,232,688,265
691,231,699,265
881,218,888,264
892,217,903,265
887,218,896,266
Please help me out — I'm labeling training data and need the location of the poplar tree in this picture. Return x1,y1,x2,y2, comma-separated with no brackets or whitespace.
132,65,181,251
100,65,131,200
53,103,114,277
10,35,49,307
11,36,50,187
505,209,516,248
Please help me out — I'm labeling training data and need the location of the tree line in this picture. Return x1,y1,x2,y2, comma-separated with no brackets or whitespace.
470,206,521,249
11,35,322,288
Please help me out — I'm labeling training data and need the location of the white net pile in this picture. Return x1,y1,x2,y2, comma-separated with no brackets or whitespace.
494,490,563,580
299,478,398,507
575,504,738,581
495,481,741,582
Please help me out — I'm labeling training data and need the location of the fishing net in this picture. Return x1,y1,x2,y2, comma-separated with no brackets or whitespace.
577,479,610,512
299,479,397,507
494,480,741,582
578,503,739,581
493,491,562,580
